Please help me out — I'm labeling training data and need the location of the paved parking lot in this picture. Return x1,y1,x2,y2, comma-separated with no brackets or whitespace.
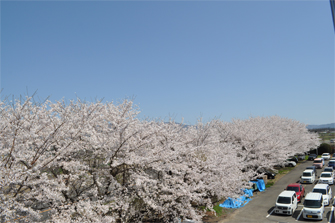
222,159,335,223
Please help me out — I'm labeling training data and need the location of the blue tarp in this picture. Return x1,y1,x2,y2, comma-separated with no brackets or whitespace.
244,188,253,197
219,189,254,209
250,179,265,192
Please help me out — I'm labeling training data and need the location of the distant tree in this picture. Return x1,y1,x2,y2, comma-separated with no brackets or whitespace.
317,143,332,154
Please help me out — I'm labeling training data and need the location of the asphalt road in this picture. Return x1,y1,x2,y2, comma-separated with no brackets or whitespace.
221,159,335,223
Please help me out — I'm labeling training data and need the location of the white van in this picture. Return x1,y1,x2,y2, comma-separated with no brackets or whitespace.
312,184,332,206
301,169,316,184
274,190,298,215
303,192,324,220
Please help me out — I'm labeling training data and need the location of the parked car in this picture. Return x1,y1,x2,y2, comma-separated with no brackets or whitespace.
285,183,305,202
284,160,296,167
274,190,298,215
296,153,306,160
312,184,333,206
329,160,335,169
322,153,331,160
318,172,334,185
303,192,324,220
306,166,318,177
313,158,324,169
301,169,316,184
257,168,277,179
323,167,334,176
308,154,317,161
287,156,298,164
333,153,335,157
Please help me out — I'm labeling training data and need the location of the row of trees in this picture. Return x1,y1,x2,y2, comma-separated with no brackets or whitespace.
0,97,320,222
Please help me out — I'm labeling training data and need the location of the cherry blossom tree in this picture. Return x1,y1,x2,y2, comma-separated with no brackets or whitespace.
214,116,320,173
0,96,320,222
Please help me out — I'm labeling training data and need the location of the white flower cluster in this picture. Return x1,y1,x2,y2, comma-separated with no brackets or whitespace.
0,96,320,222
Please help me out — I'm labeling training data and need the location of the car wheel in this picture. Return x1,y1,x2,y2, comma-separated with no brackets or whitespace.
289,163,293,167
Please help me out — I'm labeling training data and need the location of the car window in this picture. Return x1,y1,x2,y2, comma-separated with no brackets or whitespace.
287,186,299,192
321,173,332,177
277,196,291,204
313,188,327,195
304,199,322,208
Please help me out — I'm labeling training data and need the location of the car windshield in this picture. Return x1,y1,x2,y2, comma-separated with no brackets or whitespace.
323,154,329,156
304,199,322,208
277,196,291,204
286,186,299,192
306,167,314,170
321,173,332,178
324,169,333,172
312,188,327,195
303,172,312,176
314,160,322,163
330,161,335,165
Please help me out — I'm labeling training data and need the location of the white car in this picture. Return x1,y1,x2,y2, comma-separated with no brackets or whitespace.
284,160,296,167
274,190,298,215
303,192,324,220
301,169,316,184
322,153,330,160
318,172,334,185
312,184,332,206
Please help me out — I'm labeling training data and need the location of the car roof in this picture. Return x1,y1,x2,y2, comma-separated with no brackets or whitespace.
287,183,301,187
313,184,329,189
314,158,322,160
323,153,329,155
324,167,333,170
279,190,296,197
306,166,316,169
303,169,314,173
305,192,323,200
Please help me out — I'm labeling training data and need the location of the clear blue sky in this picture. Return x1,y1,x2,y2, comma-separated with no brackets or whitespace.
1,1,334,125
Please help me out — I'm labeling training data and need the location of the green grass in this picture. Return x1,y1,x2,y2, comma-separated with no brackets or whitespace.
266,181,275,188
319,132,335,141
277,166,294,174
212,204,223,216
199,203,224,216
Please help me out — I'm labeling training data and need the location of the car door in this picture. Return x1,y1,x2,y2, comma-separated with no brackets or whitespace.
329,186,333,202
293,194,297,211
312,173,315,182
300,185,305,197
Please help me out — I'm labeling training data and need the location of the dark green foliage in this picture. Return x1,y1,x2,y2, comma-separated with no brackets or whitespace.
317,143,332,154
